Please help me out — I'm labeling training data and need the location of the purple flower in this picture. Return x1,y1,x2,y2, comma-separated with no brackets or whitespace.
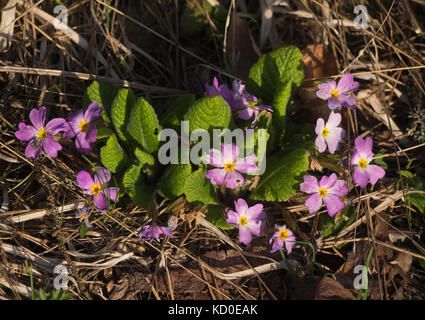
15,106,66,160
315,111,346,154
63,102,103,155
205,78,272,125
76,206,92,228
300,173,348,217
205,77,235,105
76,167,119,211
269,225,296,253
139,224,173,242
205,144,257,189
316,74,360,110
351,136,385,188
231,80,273,125
226,198,266,245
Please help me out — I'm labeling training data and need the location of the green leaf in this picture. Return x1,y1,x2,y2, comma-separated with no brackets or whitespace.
38,289,47,300
407,192,425,214
247,46,304,104
111,88,135,142
134,147,155,166
184,95,231,134
373,149,388,170
131,184,156,209
184,167,219,205
96,127,115,140
161,94,195,130
80,223,89,238
122,164,142,197
400,170,414,179
205,205,236,230
250,148,310,202
127,97,161,153
158,164,192,200
272,81,292,142
100,134,129,173
84,81,118,124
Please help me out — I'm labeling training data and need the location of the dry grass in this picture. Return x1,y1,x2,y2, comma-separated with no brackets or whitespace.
0,0,425,300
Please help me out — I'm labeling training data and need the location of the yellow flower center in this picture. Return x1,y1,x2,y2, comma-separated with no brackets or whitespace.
318,187,328,197
224,161,236,172
331,89,339,99
279,229,289,240
80,212,87,220
37,128,47,140
91,183,102,196
322,128,330,137
78,120,89,132
249,101,257,110
239,216,248,226
358,158,368,169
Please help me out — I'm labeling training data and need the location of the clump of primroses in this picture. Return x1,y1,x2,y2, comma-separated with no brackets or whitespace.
300,73,386,218
205,77,272,126
15,104,102,159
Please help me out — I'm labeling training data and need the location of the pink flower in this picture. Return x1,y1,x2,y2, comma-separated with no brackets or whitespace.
15,106,66,160
231,80,273,125
63,102,103,155
351,136,385,188
269,225,296,253
300,173,348,217
226,198,266,245
205,77,236,106
76,206,92,228
205,143,257,189
316,74,360,110
76,167,119,211
315,111,346,154
139,225,173,242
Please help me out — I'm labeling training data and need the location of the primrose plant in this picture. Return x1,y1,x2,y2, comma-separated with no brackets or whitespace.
14,44,387,261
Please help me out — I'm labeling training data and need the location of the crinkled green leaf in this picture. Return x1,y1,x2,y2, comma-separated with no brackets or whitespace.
184,167,219,205
158,164,192,200
79,223,89,238
132,184,156,209
247,46,304,104
127,97,161,153
250,148,310,202
96,127,115,140
83,81,118,124
122,164,142,197
272,81,292,142
111,88,135,142
205,205,236,230
161,94,195,131
100,134,129,173
184,95,231,134
134,147,155,166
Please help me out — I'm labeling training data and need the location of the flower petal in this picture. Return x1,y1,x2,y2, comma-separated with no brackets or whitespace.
205,149,224,167
245,203,265,221
84,102,103,123
305,193,322,214
15,123,37,141
367,164,385,185
226,209,239,226
234,198,248,216
238,226,253,245
29,107,46,130
76,171,95,192
45,118,66,135
234,155,257,174
339,94,357,109
224,170,244,189
328,179,348,197
75,132,92,155
315,118,325,135
206,168,227,185
103,187,119,202
336,74,360,93
94,193,108,211
315,135,327,153
300,175,319,194
221,144,239,163
323,194,345,217
25,140,41,160
42,136,62,158
353,167,369,188
94,167,111,187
